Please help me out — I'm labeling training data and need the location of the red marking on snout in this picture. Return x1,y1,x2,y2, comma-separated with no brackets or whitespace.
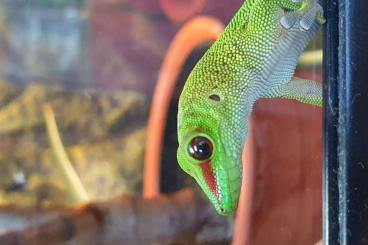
199,160,219,199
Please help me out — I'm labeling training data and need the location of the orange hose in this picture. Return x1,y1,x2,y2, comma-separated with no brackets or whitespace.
160,0,208,22
143,16,224,199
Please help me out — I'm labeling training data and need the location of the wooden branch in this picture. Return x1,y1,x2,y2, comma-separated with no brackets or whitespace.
0,189,232,245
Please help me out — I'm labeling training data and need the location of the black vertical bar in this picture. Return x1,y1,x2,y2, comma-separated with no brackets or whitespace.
323,0,340,244
338,0,368,244
324,0,368,244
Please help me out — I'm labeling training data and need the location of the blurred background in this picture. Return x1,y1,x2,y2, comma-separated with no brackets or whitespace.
0,0,322,244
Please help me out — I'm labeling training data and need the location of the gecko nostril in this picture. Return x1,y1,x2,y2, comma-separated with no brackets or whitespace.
220,207,225,213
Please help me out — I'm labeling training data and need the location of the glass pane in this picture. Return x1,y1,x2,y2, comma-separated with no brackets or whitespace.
0,1,323,244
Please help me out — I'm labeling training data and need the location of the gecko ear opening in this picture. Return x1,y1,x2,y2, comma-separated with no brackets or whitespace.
209,94,221,102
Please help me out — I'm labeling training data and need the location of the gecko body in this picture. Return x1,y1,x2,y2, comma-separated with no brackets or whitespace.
177,0,325,215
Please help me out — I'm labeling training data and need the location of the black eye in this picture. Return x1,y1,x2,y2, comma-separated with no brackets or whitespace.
188,136,213,161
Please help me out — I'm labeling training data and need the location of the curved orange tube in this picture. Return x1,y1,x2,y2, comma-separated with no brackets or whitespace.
143,16,224,199
160,0,208,22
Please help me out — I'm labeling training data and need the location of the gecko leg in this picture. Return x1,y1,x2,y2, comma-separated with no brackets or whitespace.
266,77,323,107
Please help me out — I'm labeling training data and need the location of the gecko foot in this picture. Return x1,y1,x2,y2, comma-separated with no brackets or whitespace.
280,11,299,30
280,1,326,31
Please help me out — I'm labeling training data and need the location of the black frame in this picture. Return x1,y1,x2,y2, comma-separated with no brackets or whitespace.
323,0,368,244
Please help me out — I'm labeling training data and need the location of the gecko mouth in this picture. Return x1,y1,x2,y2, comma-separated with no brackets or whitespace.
199,160,219,200
193,157,238,216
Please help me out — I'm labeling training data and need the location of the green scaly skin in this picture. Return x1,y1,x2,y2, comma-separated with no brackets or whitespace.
177,0,325,215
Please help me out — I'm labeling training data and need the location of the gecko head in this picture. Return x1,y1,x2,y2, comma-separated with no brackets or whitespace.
177,109,243,216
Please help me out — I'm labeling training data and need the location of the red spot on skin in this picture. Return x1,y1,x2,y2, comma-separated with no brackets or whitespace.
199,160,219,199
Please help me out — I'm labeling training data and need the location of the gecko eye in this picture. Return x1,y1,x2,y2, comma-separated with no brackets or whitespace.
188,136,213,161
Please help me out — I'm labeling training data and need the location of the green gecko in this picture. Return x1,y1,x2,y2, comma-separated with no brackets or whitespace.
177,0,325,215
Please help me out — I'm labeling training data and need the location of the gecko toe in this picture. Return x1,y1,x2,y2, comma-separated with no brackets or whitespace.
300,5,317,30
299,3,325,31
316,4,326,24
280,11,299,29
